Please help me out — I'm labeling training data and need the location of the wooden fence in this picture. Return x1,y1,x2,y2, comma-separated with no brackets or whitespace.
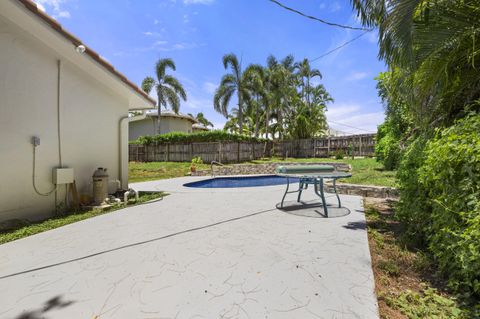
274,134,376,158
129,134,376,163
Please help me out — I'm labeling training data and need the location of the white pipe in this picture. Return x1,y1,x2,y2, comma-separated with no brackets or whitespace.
124,188,139,205
119,111,147,190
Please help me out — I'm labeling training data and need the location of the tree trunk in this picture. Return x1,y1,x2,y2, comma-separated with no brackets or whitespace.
156,106,162,135
265,111,269,140
157,92,162,135
237,91,243,135
254,97,260,138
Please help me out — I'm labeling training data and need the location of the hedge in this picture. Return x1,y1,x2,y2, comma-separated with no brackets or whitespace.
130,130,268,145
420,113,480,295
397,113,480,297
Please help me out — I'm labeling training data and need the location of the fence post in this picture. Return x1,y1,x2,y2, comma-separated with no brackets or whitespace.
218,142,222,162
166,143,170,162
237,142,240,163
359,136,362,156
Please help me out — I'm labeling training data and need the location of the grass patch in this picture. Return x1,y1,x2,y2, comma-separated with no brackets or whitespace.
251,157,397,187
129,161,210,183
129,157,396,187
0,192,166,245
364,198,479,318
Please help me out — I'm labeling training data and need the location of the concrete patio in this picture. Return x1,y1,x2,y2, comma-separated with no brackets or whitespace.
0,176,378,319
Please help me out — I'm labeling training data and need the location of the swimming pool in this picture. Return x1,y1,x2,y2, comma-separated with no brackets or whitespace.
184,175,300,188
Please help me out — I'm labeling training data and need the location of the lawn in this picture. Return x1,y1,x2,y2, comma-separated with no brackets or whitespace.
0,192,166,245
129,157,397,187
129,161,210,183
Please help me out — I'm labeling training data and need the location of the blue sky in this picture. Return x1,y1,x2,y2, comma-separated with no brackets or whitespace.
35,0,386,134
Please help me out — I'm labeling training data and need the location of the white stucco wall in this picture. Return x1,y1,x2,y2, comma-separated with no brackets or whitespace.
129,116,194,140
0,16,130,222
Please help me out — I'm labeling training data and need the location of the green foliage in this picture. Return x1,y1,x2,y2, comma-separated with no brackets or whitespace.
396,134,431,247
131,130,267,145
419,114,480,295
333,149,344,160
384,288,465,319
375,122,401,170
214,54,332,139
191,156,203,165
0,192,166,245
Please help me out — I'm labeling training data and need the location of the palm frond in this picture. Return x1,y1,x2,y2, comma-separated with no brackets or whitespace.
155,58,176,81
141,76,155,95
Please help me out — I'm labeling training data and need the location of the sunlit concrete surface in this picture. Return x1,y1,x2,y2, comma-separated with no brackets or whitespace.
0,176,378,319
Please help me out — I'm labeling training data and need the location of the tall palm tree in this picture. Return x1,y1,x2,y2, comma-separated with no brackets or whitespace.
350,0,480,126
214,53,247,133
243,64,266,137
295,58,322,108
141,58,187,134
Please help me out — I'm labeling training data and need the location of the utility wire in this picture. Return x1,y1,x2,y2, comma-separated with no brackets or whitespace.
268,0,372,31
311,30,372,62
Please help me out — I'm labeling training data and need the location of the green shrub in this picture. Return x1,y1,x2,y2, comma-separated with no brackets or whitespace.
376,122,402,170
131,130,267,145
419,113,480,295
396,134,431,247
191,156,203,165
334,150,345,159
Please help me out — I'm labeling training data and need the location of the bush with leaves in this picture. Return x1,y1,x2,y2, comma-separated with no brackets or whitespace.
375,122,401,170
419,113,480,296
396,134,431,247
131,130,267,145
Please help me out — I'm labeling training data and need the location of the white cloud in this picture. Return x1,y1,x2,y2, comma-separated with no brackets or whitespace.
346,71,369,81
33,0,71,19
182,96,212,110
184,0,214,5
154,19,159,25
326,103,383,133
143,29,166,36
183,14,190,23
329,1,342,12
203,81,217,94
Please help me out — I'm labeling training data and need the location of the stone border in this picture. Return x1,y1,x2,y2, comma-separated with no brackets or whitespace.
193,162,398,199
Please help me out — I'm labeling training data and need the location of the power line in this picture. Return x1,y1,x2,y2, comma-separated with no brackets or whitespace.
268,0,372,31
327,120,376,133
310,30,372,62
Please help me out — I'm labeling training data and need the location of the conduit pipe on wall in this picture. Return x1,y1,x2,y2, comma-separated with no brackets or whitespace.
119,111,147,189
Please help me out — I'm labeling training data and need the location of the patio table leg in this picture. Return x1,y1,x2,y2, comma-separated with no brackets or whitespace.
297,181,304,202
314,178,328,217
280,176,290,208
333,178,341,208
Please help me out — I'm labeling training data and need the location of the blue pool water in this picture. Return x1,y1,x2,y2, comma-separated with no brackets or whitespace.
184,175,300,188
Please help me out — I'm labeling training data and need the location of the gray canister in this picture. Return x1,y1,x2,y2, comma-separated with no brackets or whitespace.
93,167,109,205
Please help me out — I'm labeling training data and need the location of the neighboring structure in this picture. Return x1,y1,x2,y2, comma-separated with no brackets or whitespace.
0,0,155,223
129,110,204,141
192,123,210,132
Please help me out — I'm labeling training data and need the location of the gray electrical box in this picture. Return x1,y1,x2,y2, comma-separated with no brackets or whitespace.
31,136,40,146
53,168,74,184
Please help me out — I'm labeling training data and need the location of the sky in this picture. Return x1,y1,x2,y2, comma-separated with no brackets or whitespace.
34,0,386,134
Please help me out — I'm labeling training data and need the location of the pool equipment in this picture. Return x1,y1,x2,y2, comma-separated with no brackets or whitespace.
93,167,109,205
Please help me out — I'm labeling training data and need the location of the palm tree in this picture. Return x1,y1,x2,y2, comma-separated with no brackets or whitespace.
188,112,214,128
243,64,266,137
350,0,480,126
295,58,322,108
141,58,187,134
214,53,248,133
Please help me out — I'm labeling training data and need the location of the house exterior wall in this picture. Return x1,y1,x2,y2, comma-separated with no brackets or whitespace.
129,117,193,141
0,16,129,222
